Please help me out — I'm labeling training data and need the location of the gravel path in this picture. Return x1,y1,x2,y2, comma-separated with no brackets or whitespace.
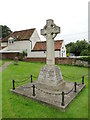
0,62,11,72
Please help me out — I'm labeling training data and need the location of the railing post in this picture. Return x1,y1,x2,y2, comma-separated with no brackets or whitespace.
82,76,84,84
13,80,15,90
32,84,35,96
31,75,32,83
61,91,64,106
74,82,77,92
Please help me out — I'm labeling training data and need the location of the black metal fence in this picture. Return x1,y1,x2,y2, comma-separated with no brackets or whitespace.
12,74,87,106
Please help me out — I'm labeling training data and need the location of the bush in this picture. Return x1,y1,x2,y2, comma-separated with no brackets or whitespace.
66,53,70,57
76,56,90,62
22,51,27,57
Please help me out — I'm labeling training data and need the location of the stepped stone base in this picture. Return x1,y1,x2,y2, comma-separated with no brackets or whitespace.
10,81,85,111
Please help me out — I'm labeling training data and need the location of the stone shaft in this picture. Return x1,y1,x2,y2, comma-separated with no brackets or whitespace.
46,38,55,65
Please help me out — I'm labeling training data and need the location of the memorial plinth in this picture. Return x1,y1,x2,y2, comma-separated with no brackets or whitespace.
37,19,64,91
37,65,65,91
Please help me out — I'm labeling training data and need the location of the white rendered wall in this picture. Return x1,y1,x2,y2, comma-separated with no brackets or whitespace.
1,42,8,47
29,51,46,58
30,29,41,50
61,41,66,57
8,41,30,56
29,51,60,58
55,51,60,57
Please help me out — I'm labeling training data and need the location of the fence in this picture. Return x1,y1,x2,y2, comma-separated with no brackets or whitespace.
12,74,87,106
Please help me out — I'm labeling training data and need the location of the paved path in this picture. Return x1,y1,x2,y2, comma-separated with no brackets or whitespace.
0,62,11,72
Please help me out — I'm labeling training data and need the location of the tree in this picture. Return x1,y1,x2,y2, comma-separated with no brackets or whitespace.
70,43,77,55
75,40,88,56
66,39,89,56
80,49,88,56
0,25,12,39
66,42,74,53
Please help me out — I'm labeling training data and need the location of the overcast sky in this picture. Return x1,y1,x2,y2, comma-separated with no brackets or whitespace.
0,0,89,44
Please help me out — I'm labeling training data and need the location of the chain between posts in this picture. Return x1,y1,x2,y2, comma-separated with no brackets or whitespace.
13,78,84,96
35,86,74,96
12,74,86,107
15,75,31,83
13,73,87,85
62,74,88,80
12,74,86,94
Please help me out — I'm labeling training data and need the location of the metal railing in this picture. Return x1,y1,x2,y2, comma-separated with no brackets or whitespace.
12,74,87,106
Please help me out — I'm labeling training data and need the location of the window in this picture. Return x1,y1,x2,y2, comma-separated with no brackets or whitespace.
9,40,14,44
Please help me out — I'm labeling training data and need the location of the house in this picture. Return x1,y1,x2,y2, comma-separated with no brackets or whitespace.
0,28,66,58
1,28,41,56
30,40,66,57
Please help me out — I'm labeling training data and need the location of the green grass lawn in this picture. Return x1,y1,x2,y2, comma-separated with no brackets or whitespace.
0,60,5,119
2,61,88,118
0,66,2,120
0,60,5,67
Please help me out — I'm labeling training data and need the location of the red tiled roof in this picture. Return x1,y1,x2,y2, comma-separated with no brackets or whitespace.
2,28,35,42
32,40,63,51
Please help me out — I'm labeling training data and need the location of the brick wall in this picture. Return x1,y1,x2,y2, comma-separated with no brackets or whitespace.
0,54,88,67
0,52,21,60
24,57,88,67
24,57,46,63
24,57,76,64
55,57,76,65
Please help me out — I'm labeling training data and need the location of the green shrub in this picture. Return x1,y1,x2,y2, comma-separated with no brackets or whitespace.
22,51,27,57
66,53,70,57
76,56,90,63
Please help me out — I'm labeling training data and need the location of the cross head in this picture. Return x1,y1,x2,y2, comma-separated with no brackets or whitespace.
41,19,60,39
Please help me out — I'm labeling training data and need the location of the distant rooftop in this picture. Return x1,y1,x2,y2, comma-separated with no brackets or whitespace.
32,40,64,51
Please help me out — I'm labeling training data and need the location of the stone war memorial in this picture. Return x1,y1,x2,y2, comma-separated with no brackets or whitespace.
10,19,86,111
